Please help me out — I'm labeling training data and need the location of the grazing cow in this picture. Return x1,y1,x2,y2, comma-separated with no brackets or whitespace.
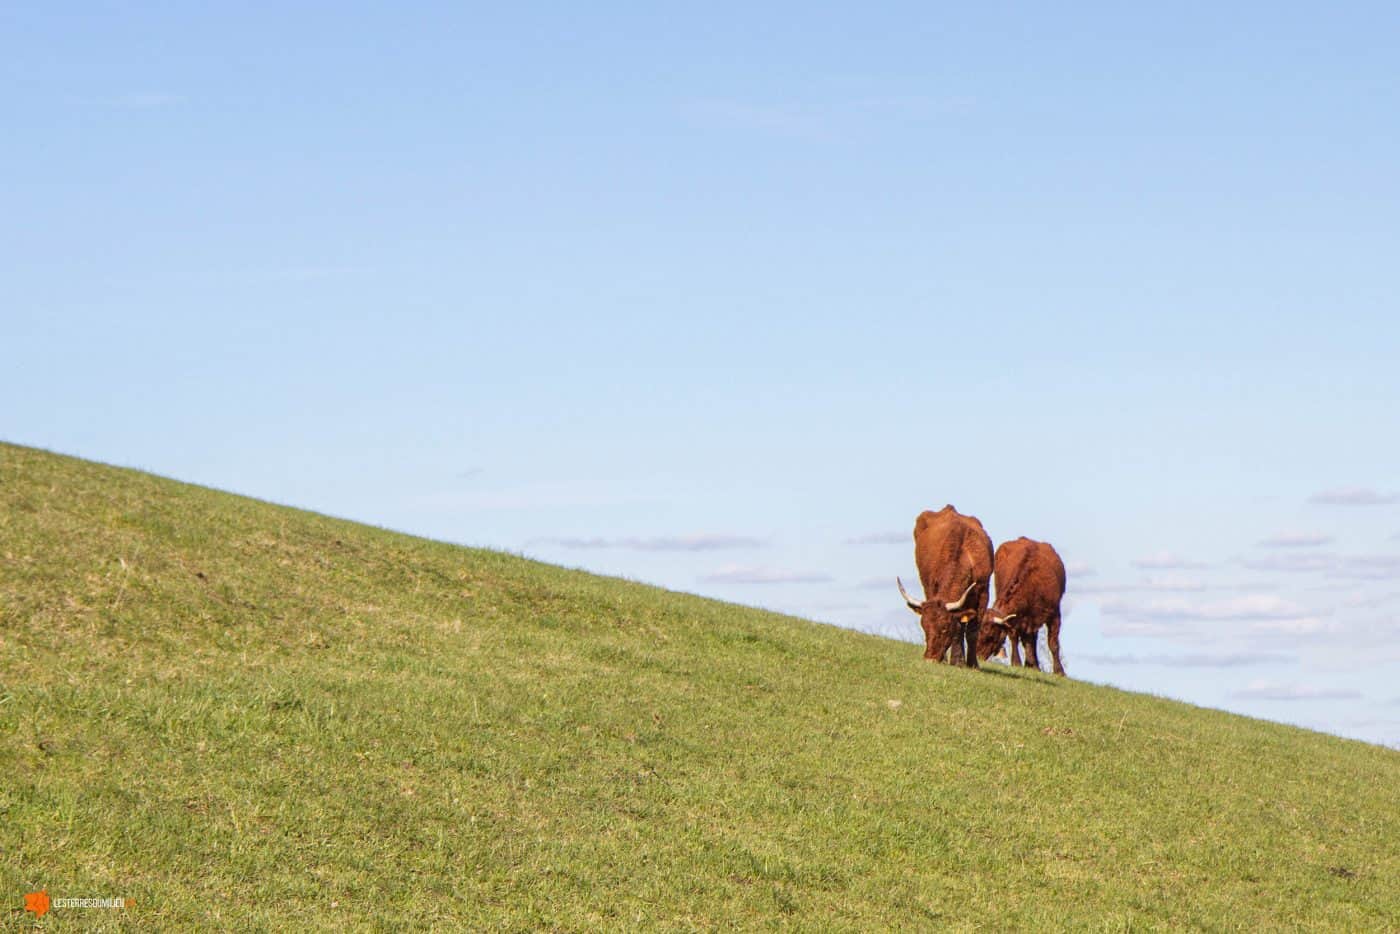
896,506,994,667
979,536,1067,676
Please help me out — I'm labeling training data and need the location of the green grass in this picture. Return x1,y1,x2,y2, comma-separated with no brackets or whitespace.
1,441,1397,931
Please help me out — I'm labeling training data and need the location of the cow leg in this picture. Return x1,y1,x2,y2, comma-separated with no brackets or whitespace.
963,619,980,668
1008,635,1023,667
948,630,965,666
1047,611,1066,676
1021,632,1040,671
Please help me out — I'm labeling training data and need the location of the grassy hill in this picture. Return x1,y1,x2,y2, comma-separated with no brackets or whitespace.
2,442,1397,930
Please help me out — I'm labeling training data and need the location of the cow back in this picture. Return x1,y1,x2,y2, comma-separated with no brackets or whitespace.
913,506,994,609
993,537,1066,619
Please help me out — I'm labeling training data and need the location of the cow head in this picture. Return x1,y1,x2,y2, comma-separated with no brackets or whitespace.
976,608,1017,661
897,577,979,660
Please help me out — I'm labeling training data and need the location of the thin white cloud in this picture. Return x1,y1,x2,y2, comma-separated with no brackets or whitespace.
688,98,831,141
701,564,833,584
688,92,971,143
1240,553,1336,573
1244,596,1325,622
1077,575,1217,595
1097,617,1198,639
856,576,898,591
1233,680,1363,701
1309,487,1398,506
277,265,367,282
1243,552,1400,580
1081,651,1294,668
849,92,977,118
1100,593,1330,638
1170,594,1314,620
534,533,765,552
1248,617,1339,635
844,532,906,545
110,92,185,109
415,485,654,511
1065,561,1097,578
1328,555,1400,581
1257,531,1334,548
1337,591,1400,609
1132,552,1210,570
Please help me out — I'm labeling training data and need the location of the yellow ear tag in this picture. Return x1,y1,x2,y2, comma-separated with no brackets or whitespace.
960,613,974,623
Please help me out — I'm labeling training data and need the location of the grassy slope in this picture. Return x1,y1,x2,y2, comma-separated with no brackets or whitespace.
1,442,1397,931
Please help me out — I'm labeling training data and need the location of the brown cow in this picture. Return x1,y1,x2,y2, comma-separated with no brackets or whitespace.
978,536,1067,676
896,506,993,667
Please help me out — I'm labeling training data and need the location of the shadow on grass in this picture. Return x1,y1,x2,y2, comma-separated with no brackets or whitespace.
976,664,1064,687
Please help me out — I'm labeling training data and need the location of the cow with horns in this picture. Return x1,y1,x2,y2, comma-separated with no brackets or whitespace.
896,506,994,667
977,536,1068,675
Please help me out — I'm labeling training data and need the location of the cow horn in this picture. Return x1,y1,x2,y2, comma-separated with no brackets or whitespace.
944,582,976,612
992,613,1018,625
896,577,923,612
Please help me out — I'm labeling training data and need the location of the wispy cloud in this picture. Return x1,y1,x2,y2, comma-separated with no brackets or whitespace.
1233,680,1363,701
849,92,977,118
701,564,832,584
1329,555,1400,581
1240,553,1337,573
110,92,185,109
804,601,869,613
1337,590,1400,609
687,92,971,143
1065,561,1097,578
535,533,765,552
1077,575,1216,595
277,265,367,282
1250,617,1339,635
1240,552,1400,579
1100,593,1331,637
1081,651,1294,668
456,467,483,480
1130,594,1316,621
844,532,906,546
1257,531,1333,548
1132,552,1210,570
415,485,654,511
1309,487,1398,506
856,575,897,591
689,98,831,141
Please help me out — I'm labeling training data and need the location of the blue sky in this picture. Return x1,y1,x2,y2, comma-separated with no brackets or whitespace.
5,3,1400,747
